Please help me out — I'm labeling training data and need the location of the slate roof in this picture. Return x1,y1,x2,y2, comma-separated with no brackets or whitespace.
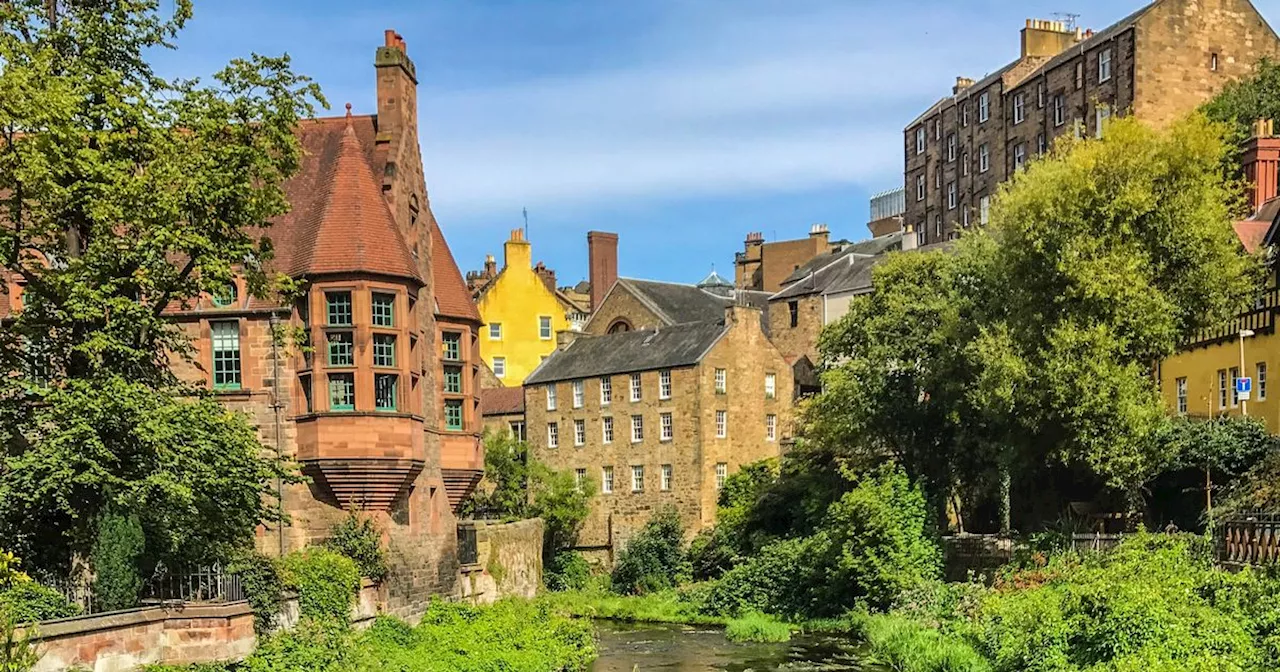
480,387,525,416
781,233,904,286
618,278,740,325
525,320,728,385
771,252,888,301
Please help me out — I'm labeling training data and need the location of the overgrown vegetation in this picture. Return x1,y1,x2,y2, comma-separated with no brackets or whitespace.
280,548,360,624
724,612,793,643
0,551,76,625
325,511,389,584
610,507,690,595
90,510,146,613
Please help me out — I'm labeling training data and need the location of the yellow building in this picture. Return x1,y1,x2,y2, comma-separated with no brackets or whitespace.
473,229,587,385
1159,128,1280,430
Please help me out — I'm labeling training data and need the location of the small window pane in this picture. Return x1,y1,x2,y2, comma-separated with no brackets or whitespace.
376,374,398,411
442,332,461,361
212,283,238,308
329,373,355,410
327,331,354,366
372,293,395,327
444,365,463,394
373,334,396,367
539,316,552,339
211,321,241,390
444,398,463,428
326,291,353,326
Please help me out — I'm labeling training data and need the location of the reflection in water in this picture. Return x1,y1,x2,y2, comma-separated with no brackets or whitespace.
589,621,881,671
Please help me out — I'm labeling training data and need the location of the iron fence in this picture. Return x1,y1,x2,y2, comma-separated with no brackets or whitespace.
45,564,244,616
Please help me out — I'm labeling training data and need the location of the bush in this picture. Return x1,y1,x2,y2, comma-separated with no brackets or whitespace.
703,536,819,617
230,552,286,635
1,615,40,672
90,510,145,612
545,550,592,592
724,612,792,643
611,507,691,595
862,614,991,672
0,582,79,624
242,618,360,672
690,459,779,581
280,548,359,624
325,511,389,583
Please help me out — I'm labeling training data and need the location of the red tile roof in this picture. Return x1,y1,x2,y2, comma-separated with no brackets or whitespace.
281,112,421,282
1234,220,1271,254
480,386,524,416
432,220,482,323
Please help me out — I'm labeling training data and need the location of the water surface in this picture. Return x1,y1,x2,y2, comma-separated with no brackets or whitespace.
589,621,883,671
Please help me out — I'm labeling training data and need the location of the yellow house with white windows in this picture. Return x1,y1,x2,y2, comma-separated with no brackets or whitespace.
472,229,587,385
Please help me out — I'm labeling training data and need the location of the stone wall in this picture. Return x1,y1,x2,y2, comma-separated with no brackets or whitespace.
25,582,386,672
582,283,664,334
457,518,545,603
767,293,824,364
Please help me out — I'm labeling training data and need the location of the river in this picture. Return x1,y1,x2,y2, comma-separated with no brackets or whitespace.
589,621,885,671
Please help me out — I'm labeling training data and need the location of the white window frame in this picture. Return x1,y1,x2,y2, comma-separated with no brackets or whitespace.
660,412,673,441
1037,82,1045,108
1013,93,1025,124
659,370,672,400
916,174,925,201
961,152,969,177
602,416,614,444
934,215,942,238
661,464,672,491
492,356,506,379
631,465,644,493
538,315,552,340
715,410,727,438
1176,377,1188,415
1219,369,1229,410
1095,104,1111,138
766,414,777,441
947,182,957,210
1098,48,1112,83
1231,366,1241,408
572,380,584,408
962,208,970,228
574,419,585,446
715,463,728,490
546,385,557,410
714,368,727,394
574,468,586,492
1054,94,1065,127
1037,133,1046,155
631,414,644,443
915,127,925,154
961,103,969,127
489,323,502,340
547,422,559,448
602,466,614,494
947,133,956,162
765,373,776,399
1259,362,1268,401
979,143,989,173
979,195,991,226
978,91,989,123
630,372,642,401
601,376,612,405
1013,143,1026,170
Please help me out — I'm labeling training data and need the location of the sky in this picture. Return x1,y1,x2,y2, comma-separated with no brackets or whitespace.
150,0,1280,286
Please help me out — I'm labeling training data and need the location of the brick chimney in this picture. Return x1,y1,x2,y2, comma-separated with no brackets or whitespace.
809,223,830,246
375,30,418,148
1021,18,1079,59
484,254,497,278
1244,119,1280,214
587,231,618,311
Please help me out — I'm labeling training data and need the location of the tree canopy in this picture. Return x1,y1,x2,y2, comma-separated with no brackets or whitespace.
0,1,323,573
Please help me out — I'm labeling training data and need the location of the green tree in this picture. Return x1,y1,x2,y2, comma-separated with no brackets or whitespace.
89,509,144,612
611,507,690,595
1202,56,1280,186
0,1,321,573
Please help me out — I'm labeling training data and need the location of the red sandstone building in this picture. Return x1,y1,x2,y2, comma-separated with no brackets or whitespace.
1,31,485,613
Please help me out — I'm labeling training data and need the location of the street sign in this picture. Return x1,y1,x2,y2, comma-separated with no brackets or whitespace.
1238,376,1253,401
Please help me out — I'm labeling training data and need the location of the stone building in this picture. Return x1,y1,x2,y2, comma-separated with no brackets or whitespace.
480,386,527,440
905,0,1280,246
0,31,485,615
585,274,772,336
1159,122,1280,429
467,229,591,386
524,303,793,561
734,224,846,293
767,232,903,375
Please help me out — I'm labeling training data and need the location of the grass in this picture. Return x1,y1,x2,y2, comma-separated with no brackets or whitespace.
540,586,723,626
724,612,793,643
860,614,990,672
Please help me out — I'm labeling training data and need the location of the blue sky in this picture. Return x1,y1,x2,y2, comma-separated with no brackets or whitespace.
152,0,1280,286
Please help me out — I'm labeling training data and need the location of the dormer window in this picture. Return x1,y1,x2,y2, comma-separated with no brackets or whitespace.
211,282,237,308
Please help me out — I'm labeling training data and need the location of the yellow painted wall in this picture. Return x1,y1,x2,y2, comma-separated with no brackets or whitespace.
1159,332,1279,431
476,230,573,386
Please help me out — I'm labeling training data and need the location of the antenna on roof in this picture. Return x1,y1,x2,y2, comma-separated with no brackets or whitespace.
1052,12,1080,31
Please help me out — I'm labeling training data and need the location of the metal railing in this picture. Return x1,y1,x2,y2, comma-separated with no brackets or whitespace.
46,564,244,616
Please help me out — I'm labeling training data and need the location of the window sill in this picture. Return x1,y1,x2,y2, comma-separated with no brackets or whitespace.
214,388,251,398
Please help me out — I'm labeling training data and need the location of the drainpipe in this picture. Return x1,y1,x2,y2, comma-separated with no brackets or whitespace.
269,311,286,557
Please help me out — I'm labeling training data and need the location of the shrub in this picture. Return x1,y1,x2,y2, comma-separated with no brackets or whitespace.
280,548,359,624
325,511,389,583
862,614,991,672
0,582,79,624
90,510,145,612
242,618,361,672
690,459,779,581
230,552,286,635
0,615,40,672
724,612,792,643
611,507,690,595
545,550,592,592
703,536,820,617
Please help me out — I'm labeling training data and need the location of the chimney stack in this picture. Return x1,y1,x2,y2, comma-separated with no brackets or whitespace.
1021,18,1078,59
534,262,557,294
953,76,975,95
587,231,619,312
809,223,830,246
1244,119,1280,214
504,228,531,272
484,254,496,278
375,29,418,145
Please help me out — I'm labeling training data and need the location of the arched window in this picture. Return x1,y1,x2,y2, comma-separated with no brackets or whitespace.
608,319,632,334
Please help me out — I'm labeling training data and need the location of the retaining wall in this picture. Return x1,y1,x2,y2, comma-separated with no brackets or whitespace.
457,518,544,603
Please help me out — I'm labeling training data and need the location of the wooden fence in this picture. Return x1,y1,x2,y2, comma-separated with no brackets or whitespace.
1218,513,1280,569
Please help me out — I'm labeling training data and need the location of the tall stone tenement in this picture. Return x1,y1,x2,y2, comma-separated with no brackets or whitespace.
904,0,1280,247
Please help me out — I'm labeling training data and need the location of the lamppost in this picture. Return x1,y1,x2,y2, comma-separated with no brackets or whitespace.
1241,329,1256,417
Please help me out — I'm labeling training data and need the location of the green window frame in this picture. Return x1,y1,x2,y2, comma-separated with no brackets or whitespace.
211,321,241,390
327,331,354,366
445,399,464,430
444,365,463,394
326,291,353,326
328,372,355,411
211,282,238,308
373,334,396,367
375,373,398,411
300,374,313,413
442,332,461,361
372,292,395,327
